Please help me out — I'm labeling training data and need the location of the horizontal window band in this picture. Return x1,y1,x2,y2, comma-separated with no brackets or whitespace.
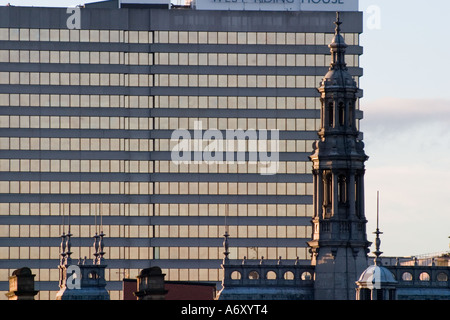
0,84,147,95
0,41,362,55
0,108,360,123
0,215,311,226
0,62,151,74
0,106,321,117
151,43,363,55
0,41,152,52
0,172,312,183
0,63,362,77
151,66,363,77
0,128,320,139
0,237,311,248
0,85,342,98
0,193,313,204
0,150,312,161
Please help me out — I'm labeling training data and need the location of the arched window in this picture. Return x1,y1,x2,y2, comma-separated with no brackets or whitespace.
328,102,334,128
402,272,413,281
419,272,430,281
283,271,294,280
301,271,313,281
338,175,347,204
338,102,345,126
231,271,241,280
437,273,448,282
266,271,277,280
248,271,259,280
323,172,333,217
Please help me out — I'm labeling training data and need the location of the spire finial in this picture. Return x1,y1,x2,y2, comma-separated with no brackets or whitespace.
222,229,230,265
93,203,100,264
328,11,348,72
60,205,67,265
60,230,67,265
334,11,342,34
373,191,383,266
98,203,106,264
65,203,73,264
222,204,230,265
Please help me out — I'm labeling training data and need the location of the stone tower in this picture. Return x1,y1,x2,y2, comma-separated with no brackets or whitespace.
308,13,371,300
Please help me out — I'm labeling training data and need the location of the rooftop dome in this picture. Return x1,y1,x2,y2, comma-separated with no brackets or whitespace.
357,264,397,289
12,267,33,277
357,191,398,290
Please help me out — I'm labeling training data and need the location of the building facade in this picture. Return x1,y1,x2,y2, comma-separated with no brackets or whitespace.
0,2,363,299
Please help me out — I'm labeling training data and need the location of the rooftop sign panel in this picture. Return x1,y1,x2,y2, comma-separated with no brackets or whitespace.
193,0,359,11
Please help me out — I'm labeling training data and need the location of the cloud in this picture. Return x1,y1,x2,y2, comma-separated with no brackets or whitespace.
362,97,450,132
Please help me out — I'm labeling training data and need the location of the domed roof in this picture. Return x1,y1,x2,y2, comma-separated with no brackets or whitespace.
139,266,163,277
321,68,357,90
357,265,397,289
12,267,33,276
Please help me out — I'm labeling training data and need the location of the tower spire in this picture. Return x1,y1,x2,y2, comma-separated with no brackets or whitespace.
373,191,383,266
334,11,342,33
222,204,230,265
98,203,106,264
308,14,370,300
329,11,348,72
65,204,73,265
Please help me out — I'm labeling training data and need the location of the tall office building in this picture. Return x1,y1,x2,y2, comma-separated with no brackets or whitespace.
0,0,363,299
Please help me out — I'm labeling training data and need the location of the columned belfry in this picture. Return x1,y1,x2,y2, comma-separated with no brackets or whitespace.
308,13,370,300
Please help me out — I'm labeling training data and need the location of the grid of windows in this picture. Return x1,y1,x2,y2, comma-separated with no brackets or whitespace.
0,50,153,65
0,8,363,300
0,28,153,43
154,52,358,67
153,31,359,46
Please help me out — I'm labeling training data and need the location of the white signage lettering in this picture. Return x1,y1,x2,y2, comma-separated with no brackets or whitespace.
194,0,358,11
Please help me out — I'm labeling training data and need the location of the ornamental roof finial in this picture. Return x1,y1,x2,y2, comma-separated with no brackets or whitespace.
328,11,348,72
373,191,383,266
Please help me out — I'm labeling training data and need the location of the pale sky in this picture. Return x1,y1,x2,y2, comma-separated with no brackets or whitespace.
360,0,450,257
1,0,449,257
